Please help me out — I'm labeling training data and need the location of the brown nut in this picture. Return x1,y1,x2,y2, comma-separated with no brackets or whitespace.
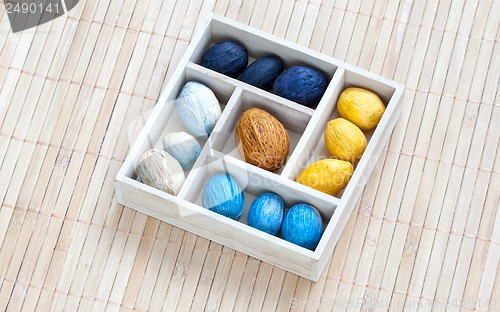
235,108,290,172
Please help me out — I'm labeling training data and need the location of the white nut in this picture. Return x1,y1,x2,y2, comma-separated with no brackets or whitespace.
136,149,185,195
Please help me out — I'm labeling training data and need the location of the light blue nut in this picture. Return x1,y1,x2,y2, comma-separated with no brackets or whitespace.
282,203,323,250
202,174,245,221
176,81,222,137
247,192,284,236
162,132,201,171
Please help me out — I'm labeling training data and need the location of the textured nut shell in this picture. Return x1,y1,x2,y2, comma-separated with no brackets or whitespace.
272,66,328,108
235,108,290,172
337,87,385,130
295,159,353,196
162,132,201,171
136,149,185,195
202,174,245,220
176,82,222,137
200,41,248,78
324,118,367,164
239,55,284,90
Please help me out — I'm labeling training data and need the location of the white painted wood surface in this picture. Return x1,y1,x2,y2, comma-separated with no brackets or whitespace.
116,13,405,281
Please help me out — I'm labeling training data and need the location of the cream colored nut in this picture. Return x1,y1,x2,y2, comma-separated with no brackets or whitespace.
136,149,185,195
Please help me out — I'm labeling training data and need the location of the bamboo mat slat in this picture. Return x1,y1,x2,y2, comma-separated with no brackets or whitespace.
0,0,499,311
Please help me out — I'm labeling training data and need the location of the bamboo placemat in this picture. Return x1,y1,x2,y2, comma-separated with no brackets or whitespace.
0,0,498,311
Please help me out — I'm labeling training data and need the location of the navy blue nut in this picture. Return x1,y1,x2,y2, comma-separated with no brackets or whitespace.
272,66,329,108
239,55,284,90
200,41,249,78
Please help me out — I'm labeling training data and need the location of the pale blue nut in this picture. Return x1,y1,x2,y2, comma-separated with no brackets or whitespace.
202,174,245,220
163,132,201,171
176,81,222,137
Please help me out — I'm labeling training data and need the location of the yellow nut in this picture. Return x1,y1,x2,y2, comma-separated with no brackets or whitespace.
324,118,367,164
337,87,385,130
295,159,353,196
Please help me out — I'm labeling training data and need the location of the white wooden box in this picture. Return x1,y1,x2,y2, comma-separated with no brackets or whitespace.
115,14,404,281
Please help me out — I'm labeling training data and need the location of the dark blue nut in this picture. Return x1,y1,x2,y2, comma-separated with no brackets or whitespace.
200,41,248,78
202,174,245,220
272,66,329,107
247,192,284,235
239,55,284,90
281,203,323,250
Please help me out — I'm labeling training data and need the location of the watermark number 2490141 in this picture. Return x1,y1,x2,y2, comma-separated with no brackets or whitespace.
4,0,80,33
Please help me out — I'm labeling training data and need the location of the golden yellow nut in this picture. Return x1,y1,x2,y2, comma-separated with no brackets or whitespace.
295,159,353,196
337,87,385,130
324,118,367,164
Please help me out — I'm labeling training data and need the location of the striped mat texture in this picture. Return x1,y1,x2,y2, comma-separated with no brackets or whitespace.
0,0,498,311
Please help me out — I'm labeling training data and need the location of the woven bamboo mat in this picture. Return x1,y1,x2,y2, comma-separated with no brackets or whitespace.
0,0,499,311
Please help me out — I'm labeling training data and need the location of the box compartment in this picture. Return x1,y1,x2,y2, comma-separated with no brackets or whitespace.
210,89,313,175
282,69,398,198
189,18,339,108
